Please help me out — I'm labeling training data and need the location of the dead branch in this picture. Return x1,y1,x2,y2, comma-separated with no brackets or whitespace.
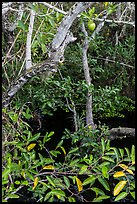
109,127,135,140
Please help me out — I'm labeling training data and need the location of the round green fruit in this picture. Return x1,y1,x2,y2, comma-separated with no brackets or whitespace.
88,21,96,31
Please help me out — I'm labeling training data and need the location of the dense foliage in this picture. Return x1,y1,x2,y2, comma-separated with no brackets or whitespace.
2,2,135,202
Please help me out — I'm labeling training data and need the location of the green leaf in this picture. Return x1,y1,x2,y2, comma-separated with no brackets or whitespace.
63,176,70,188
2,169,10,178
15,180,20,185
28,133,41,143
56,140,63,149
46,176,55,187
7,194,20,199
44,158,55,165
98,177,110,191
79,165,88,174
44,191,52,201
91,187,105,196
102,166,109,179
99,162,110,168
68,196,76,202
101,138,105,153
102,156,115,163
2,180,9,185
113,147,120,163
124,147,130,159
68,147,79,154
17,20,26,31
69,159,79,166
83,175,96,186
131,145,135,164
130,191,135,199
92,195,110,202
114,191,128,201
49,150,61,157
106,140,110,151
119,148,124,159
88,7,95,17
51,189,66,197
26,171,34,181
60,146,66,156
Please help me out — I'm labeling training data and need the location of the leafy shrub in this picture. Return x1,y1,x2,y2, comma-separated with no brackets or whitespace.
2,106,135,202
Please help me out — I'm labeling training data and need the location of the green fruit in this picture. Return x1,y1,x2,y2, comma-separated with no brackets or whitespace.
88,21,96,31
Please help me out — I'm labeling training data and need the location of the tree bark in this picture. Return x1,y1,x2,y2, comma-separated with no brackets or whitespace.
82,23,95,130
2,2,93,108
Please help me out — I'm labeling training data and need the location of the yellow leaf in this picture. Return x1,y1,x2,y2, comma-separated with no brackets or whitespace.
27,143,36,151
125,168,134,175
60,146,66,156
43,165,54,170
104,2,109,7
113,171,126,178
76,177,83,192
33,177,38,190
132,161,135,165
118,164,128,170
118,164,134,175
113,181,127,196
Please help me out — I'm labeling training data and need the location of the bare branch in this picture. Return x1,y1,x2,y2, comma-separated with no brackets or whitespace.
26,7,36,70
37,2,67,15
93,17,135,27
2,2,92,108
51,2,93,50
2,2,13,15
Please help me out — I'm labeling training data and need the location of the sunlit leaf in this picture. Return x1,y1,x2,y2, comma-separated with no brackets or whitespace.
130,191,135,199
43,165,54,170
27,143,36,151
76,177,83,192
131,145,135,165
101,138,105,153
113,181,127,196
113,171,126,178
51,189,65,198
68,147,79,154
79,165,88,174
102,166,109,179
83,175,96,186
60,146,66,156
68,196,76,202
7,194,19,199
102,156,115,163
28,133,40,143
33,177,38,190
118,164,134,175
92,195,110,202
114,192,128,201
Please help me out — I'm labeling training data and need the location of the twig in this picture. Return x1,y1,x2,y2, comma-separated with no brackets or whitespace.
37,2,67,15
94,56,134,69
93,17,135,27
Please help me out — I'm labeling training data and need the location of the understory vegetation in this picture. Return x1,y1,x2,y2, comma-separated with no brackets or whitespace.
2,2,135,202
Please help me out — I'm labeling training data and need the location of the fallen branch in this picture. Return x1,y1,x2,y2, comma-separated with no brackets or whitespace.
109,127,135,140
